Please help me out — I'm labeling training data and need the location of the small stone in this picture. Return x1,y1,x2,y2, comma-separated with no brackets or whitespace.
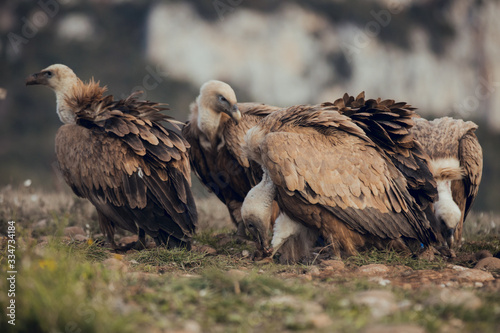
356,264,390,276
103,258,127,272
74,234,87,242
457,268,494,282
256,257,273,264
451,265,468,271
475,257,500,271
241,250,250,257
369,277,391,286
119,236,138,246
361,324,425,333
475,250,493,261
197,245,217,255
425,289,482,310
33,219,47,229
440,318,465,333
321,259,345,270
352,290,398,318
308,266,321,275
64,226,86,237
227,269,247,281
183,320,201,333
309,313,333,329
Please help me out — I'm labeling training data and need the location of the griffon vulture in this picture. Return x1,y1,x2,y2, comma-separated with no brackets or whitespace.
182,80,281,236
241,93,440,263
412,117,483,248
26,64,197,249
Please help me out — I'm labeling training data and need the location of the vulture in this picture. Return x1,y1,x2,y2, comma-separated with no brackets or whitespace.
26,64,197,250
412,117,483,248
241,93,440,263
182,80,281,237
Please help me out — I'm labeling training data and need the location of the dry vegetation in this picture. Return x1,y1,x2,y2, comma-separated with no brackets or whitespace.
1,184,500,333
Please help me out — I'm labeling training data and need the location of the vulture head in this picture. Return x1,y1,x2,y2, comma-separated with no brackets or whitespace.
241,169,275,254
26,64,80,124
196,80,241,142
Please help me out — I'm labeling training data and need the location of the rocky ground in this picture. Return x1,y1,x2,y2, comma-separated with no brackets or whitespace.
1,185,500,332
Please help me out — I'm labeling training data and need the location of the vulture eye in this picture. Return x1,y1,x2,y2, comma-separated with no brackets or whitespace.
218,95,228,103
45,71,53,78
247,223,255,230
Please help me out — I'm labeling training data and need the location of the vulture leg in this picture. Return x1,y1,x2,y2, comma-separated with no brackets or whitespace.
124,228,147,251
97,211,118,250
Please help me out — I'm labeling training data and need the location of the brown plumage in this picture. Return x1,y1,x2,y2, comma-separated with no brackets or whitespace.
241,94,440,263
182,80,281,236
26,64,197,249
412,117,483,248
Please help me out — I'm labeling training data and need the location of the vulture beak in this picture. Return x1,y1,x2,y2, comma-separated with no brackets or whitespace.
225,104,241,124
25,73,43,86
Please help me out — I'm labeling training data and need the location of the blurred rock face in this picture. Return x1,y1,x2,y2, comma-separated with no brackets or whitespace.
146,1,500,130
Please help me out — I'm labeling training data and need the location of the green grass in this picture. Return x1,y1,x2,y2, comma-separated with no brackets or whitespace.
346,249,448,270
1,232,500,333
1,188,499,332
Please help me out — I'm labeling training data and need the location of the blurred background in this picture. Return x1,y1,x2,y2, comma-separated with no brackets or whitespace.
0,0,499,212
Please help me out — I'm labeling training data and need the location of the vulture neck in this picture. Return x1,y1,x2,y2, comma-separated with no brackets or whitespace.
242,169,276,231
54,78,79,125
196,98,225,147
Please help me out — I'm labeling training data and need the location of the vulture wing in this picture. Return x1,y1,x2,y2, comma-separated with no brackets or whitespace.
259,107,436,245
58,88,196,246
458,129,483,220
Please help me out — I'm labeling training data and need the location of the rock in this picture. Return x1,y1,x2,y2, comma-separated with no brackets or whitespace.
425,289,482,310
321,259,345,270
74,234,87,242
309,313,333,329
457,268,495,282
227,269,247,281
182,320,201,333
475,257,500,270
241,250,250,257
64,226,86,238
440,318,465,333
450,265,468,271
196,245,217,255
103,258,127,272
475,250,493,261
119,236,138,246
361,324,425,333
369,276,391,286
356,264,390,276
308,266,320,275
33,219,47,229
352,290,398,318
256,257,273,264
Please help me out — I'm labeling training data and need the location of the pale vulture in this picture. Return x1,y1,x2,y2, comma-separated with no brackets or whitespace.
241,93,440,263
412,117,483,248
26,64,197,249
182,80,280,237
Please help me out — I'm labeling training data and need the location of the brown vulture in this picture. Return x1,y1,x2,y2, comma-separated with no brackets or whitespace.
412,117,483,248
241,93,440,263
182,80,281,237
26,64,197,249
